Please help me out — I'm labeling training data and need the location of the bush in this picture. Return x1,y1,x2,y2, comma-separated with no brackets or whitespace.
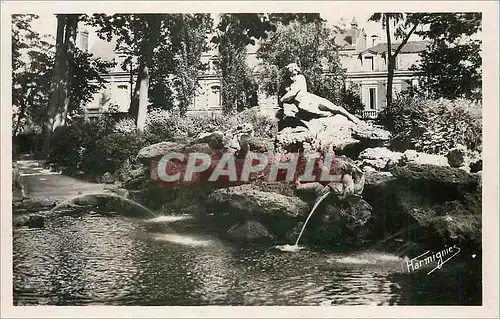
340,84,364,116
48,116,147,176
417,98,482,154
114,118,137,134
81,131,146,175
378,94,482,154
48,117,115,172
236,107,278,138
144,109,177,144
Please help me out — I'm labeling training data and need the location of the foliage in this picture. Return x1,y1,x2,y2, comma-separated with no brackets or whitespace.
378,93,482,154
368,13,420,107
86,14,213,117
409,13,482,100
416,98,482,154
168,14,213,115
12,14,114,138
114,118,137,134
256,21,345,104
12,14,54,135
48,116,147,175
143,109,177,144
213,14,260,114
340,84,364,116
236,108,278,138
67,49,115,120
82,131,146,175
212,14,323,114
48,117,115,172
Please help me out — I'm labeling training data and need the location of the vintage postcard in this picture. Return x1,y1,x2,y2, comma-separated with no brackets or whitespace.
1,1,498,318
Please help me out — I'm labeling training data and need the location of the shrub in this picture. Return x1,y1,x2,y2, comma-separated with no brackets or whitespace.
378,94,482,154
174,112,236,137
48,116,147,176
340,84,365,116
48,117,115,172
416,99,482,154
236,107,278,138
114,118,137,134
81,131,146,175
144,109,177,144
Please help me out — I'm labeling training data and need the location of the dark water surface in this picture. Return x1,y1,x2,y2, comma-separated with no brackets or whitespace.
13,213,481,306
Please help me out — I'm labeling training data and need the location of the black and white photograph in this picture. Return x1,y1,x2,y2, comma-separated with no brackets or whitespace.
2,1,499,317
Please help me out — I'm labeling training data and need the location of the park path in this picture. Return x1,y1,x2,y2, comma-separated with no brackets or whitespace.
15,159,106,201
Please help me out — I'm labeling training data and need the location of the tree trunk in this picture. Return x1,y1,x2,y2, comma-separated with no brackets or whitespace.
386,56,395,107
384,14,394,108
130,15,161,130
128,56,143,120
14,92,28,137
136,65,150,131
58,14,79,127
40,14,66,159
136,16,161,131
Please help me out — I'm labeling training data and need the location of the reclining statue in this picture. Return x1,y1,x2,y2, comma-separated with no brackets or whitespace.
280,63,361,125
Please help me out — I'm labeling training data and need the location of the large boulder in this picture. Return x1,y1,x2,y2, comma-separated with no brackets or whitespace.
402,150,449,167
206,184,309,219
363,164,481,252
193,131,225,149
206,184,309,238
277,115,391,157
356,147,403,171
137,141,185,163
290,197,374,246
446,145,481,172
227,220,275,242
351,122,392,144
275,126,314,153
13,214,45,229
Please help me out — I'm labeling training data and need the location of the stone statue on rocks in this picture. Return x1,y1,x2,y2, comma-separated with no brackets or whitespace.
279,63,361,128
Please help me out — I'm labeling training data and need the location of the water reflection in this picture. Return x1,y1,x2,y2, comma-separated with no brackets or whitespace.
13,214,481,306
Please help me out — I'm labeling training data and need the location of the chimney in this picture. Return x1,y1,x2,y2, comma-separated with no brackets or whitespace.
350,17,358,29
78,29,89,52
350,17,360,43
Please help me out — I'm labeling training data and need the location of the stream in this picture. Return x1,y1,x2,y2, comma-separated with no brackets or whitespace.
13,211,481,306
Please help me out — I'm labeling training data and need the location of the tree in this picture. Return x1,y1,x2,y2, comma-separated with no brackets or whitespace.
165,14,213,115
87,13,212,120
12,14,114,157
410,13,482,100
256,20,345,106
368,13,419,107
86,14,160,129
213,13,323,114
212,14,267,114
40,14,83,158
12,14,54,136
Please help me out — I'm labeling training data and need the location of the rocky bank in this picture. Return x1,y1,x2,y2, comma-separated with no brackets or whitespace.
120,108,482,255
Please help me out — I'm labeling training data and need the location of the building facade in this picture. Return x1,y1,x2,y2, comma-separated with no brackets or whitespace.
338,18,428,119
77,18,428,120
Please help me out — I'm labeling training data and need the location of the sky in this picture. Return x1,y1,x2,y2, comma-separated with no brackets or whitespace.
29,11,420,46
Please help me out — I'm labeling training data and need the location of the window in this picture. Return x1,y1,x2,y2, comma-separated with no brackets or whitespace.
369,88,376,109
362,85,378,110
364,56,374,71
206,85,221,107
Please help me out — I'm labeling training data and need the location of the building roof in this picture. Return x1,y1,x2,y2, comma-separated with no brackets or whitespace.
360,40,429,55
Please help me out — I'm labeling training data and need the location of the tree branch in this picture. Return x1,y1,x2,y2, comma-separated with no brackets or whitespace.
394,22,419,57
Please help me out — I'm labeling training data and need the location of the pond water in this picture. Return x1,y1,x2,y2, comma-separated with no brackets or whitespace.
13,212,481,306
